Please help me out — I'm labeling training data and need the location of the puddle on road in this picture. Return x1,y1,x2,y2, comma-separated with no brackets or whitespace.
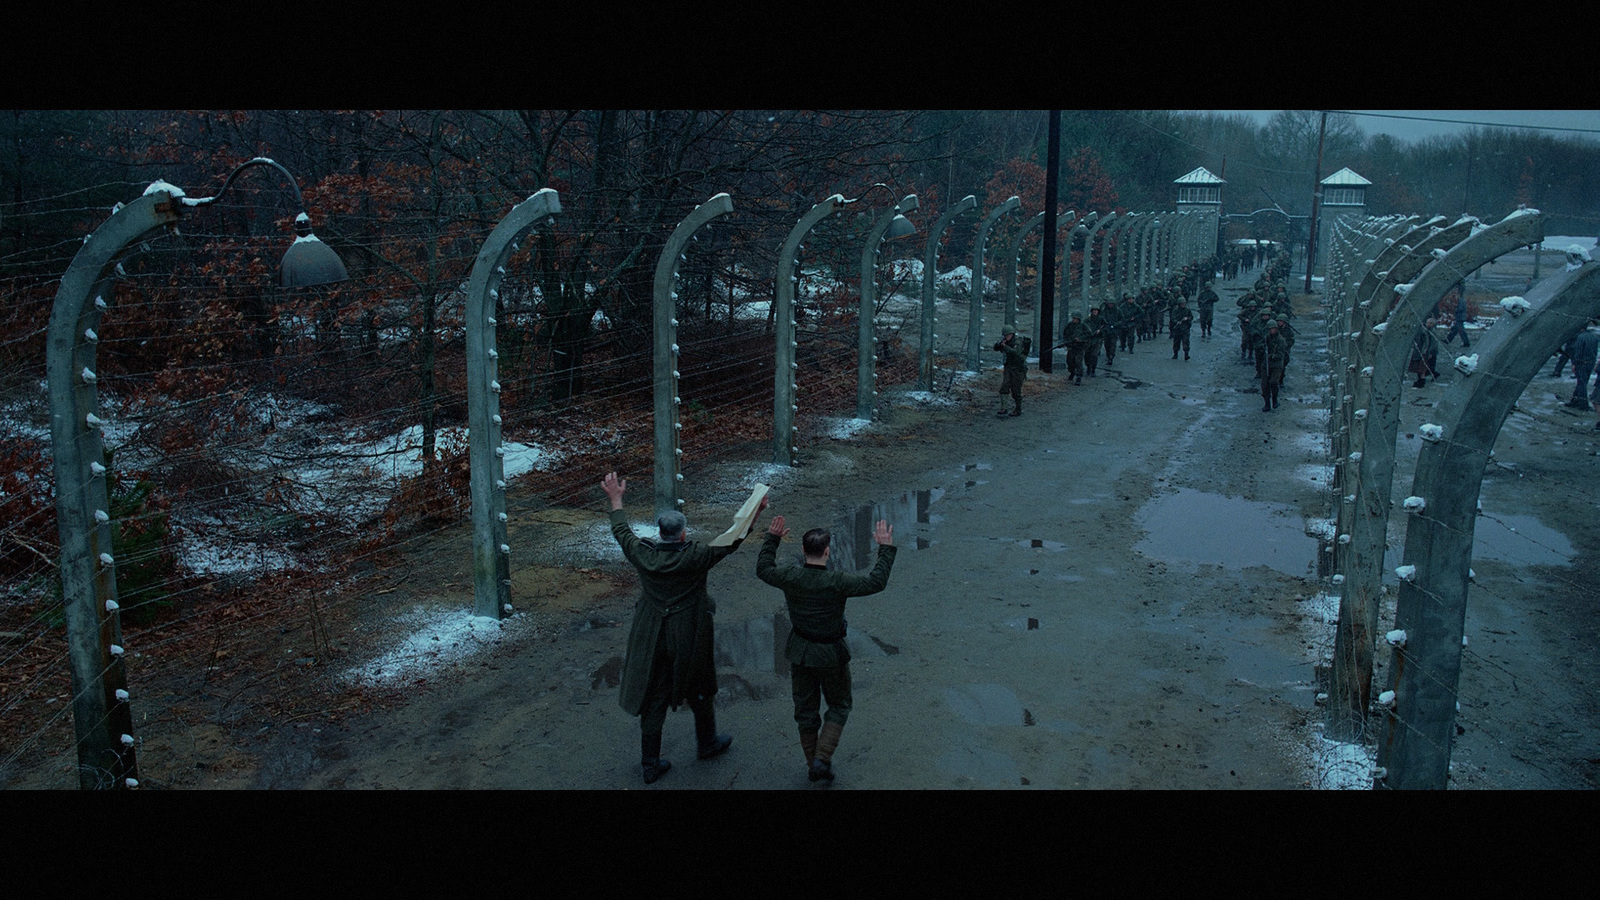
1133,488,1318,576
827,488,946,569
1473,512,1575,567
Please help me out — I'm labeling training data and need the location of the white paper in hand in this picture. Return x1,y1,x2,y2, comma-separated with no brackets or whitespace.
709,483,770,547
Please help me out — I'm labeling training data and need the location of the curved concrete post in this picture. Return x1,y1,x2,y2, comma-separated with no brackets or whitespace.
858,194,918,418
467,188,562,619
1125,215,1152,291
968,196,1021,371
1140,214,1165,289
919,195,976,391
48,190,181,788
1079,212,1116,318
1034,210,1077,350
1327,212,1537,742
775,195,845,465
1376,258,1600,788
1103,215,1137,302
652,193,734,515
1114,213,1145,299
1005,210,1045,332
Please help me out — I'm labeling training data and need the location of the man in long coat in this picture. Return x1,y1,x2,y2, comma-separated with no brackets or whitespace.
993,324,1028,416
603,471,759,784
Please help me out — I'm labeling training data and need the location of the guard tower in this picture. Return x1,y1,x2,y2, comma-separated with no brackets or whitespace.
1316,167,1370,275
1174,166,1225,254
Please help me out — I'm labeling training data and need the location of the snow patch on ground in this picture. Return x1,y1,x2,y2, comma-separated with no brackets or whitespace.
341,606,523,688
818,416,875,440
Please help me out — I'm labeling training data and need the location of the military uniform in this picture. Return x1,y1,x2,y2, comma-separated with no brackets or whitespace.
1118,296,1140,351
1098,302,1120,365
1262,326,1289,410
1169,302,1194,360
612,509,743,781
1062,314,1093,384
1084,309,1106,377
757,532,896,780
993,328,1027,416
1196,284,1219,338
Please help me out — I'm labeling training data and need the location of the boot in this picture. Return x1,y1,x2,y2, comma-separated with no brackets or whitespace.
694,706,732,760
642,732,672,784
810,721,843,782
800,730,818,766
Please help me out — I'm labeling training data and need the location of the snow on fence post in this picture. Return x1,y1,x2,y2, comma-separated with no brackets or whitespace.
466,189,560,620
857,195,917,420
1377,256,1599,789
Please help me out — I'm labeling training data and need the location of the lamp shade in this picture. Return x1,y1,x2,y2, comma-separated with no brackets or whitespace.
886,214,916,240
280,233,348,288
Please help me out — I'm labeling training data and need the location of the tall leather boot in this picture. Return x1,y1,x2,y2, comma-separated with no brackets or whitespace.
800,729,818,767
810,721,844,782
641,731,672,784
693,702,732,760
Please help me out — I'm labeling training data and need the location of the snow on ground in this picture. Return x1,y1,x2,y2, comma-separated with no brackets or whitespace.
173,529,302,576
341,605,527,689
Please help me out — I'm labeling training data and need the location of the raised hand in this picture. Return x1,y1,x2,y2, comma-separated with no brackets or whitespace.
602,472,627,509
768,514,789,539
874,519,893,546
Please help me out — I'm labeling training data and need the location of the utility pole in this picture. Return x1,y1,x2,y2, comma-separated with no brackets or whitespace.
1039,110,1060,372
1304,111,1327,294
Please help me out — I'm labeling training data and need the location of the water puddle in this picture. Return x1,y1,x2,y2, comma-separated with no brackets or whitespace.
1133,488,1318,576
828,488,945,568
1473,512,1575,567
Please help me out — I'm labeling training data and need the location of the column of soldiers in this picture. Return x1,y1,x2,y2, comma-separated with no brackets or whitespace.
1232,252,1297,412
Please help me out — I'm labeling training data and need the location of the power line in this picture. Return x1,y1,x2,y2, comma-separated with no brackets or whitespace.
1329,110,1600,136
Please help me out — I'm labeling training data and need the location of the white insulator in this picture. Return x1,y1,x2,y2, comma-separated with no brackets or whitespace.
487,317,497,326
494,447,505,458
1354,409,1368,419
95,295,108,310
1454,354,1478,375
1419,424,1443,442
492,414,502,425
488,349,498,359
1395,564,1417,582
1343,395,1353,404
872,355,878,362
1348,452,1362,462
84,329,98,343
81,367,97,384
90,462,106,477
791,406,798,413
109,644,124,656
670,318,679,326
86,413,106,428
674,422,682,430
674,396,681,404
1376,691,1396,709
790,341,798,349
675,474,683,481
1347,364,1357,372
1331,574,1345,584
99,552,114,565
1403,496,1426,513
95,509,110,524
790,363,798,370
1386,629,1407,647
671,344,679,353
1392,283,1413,296
1462,635,1469,647
1337,533,1351,545
676,499,685,507
115,689,129,702
500,544,510,554
670,292,678,300
105,599,119,612
120,733,135,747
1361,366,1374,377
1350,332,1360,340
497,513,508,522
489,289,499,301
673,370,680,378
674,448,682,456
491,381,502,392
495,480,506,490
1468,568,1476,582
1430,248,1448,260
1498,296,1530,316
1371,322,1388,334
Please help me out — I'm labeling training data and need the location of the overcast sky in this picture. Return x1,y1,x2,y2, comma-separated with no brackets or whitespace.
1206,110,1600,144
